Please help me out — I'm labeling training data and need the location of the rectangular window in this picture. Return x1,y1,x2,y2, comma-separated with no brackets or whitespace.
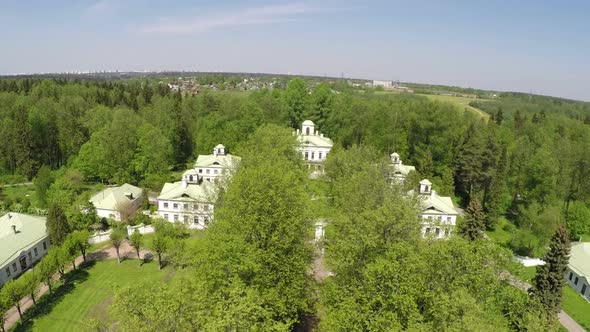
174,214,179,221
435,228,440,236
164,213,169,219
425,227,431,234
204,217,209,225
569,272,573,281
5,267,10,277
12,263,17,272
203,204,209,211
164,202,169,208
28,252,32,262
206,169,210,174
173,203,178,209
214,169,218,174
183,215,189,223
575,276,579,285
183,203,188,210
319,152,322,160
43,241,47,250
304,152,309,160
34,248,38,256
194,216,199,224
582,284,587,296
311,152,315,160
198,169,202,173
447,217,451,223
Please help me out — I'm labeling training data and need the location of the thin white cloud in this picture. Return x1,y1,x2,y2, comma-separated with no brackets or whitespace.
142,2,330,34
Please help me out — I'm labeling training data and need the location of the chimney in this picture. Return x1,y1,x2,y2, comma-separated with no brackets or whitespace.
182,179,188,189
11,225,16,234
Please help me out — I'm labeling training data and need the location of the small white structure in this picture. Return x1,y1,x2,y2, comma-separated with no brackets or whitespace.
157,178,215,230
0,213,49,287
410,179,458,239
373,80,393,89
566,242,590,302
295,120,333,172
89,183,143,221
193,144,241,182
389,152,416,183
314,219,328,243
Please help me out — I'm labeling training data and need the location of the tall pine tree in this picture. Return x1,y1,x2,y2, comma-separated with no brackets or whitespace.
46,204,71,244
529,224,571,315
459,198,486,241
485,146,508,230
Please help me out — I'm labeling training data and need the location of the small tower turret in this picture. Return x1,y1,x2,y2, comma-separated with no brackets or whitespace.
419,179,432,195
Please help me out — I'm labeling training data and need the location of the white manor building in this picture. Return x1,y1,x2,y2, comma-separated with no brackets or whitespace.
410,179,459,239
389,152,416,183
193,144,240,182
89,183,143,221
295,120,333,171
157,178,215,229
0,213,50,287
566,242,590,302
157,144,239,229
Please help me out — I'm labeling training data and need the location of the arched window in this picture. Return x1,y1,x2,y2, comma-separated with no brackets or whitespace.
306,127,310,135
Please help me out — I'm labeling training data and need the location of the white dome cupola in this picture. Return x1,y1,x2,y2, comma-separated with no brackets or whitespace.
302,120,315,136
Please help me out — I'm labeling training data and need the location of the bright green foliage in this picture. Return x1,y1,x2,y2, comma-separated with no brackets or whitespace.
150,232,169,270
530,224,571,315
285,78,308,128
460,198,486,241
46,203,71,244
33,165,54,207
305,83,333,129
19,270,41,307
1,278,27,320
129,230,143,266
565,201,590,240
36,253,57,294
110,227,127,264
419,147,434,179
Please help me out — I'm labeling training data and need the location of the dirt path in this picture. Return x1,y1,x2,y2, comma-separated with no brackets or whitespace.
3,240,152,331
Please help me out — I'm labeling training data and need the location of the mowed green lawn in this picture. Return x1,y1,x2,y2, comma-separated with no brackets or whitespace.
562,286,590,331
18,259,173,332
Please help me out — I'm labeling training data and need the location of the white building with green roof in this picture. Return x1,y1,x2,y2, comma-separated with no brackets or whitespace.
0,213,50,288
193,144,240,182
389,152,416,183
409,179,459,239
295,120,333,171
157,179,215,229
89,183,143,221
566,242,590,302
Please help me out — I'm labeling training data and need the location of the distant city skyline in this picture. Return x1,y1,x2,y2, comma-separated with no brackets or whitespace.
1,0,589,101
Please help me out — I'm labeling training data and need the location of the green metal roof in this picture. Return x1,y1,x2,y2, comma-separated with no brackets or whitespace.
0,213,48,267
570,242,590,278
89,183,142,211
297,134,334,148
194,154,240,169
158,181,215,202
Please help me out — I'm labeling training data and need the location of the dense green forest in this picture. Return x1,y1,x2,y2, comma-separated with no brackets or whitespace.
0,77,588,330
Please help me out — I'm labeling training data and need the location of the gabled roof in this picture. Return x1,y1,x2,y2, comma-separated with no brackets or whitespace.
409,190,458,215
570,242,590,278
297,134,334,148
158,181,215,202
89,183,142,211
0,213,48,267
420,179,432,185
391,164,416,176
194,154,240,169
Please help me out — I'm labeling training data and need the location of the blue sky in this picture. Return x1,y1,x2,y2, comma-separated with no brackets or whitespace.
0,0,588,100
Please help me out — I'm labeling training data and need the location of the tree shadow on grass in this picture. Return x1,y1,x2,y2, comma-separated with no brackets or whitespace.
12,261,94,332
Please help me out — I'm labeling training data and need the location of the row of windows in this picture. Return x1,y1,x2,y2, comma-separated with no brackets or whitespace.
424,227,449,237
303,151,326,161
197,168,220,175
4,241,47,278
162,214,210,225
424,216,453,223
162,202,210,211
568,272,588,296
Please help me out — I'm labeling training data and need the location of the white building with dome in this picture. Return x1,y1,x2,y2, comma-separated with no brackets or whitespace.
193,144,241,182
409,179,459,239
389,152,416,183
295,120,333,171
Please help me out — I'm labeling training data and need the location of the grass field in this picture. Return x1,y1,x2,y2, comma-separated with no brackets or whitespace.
15,259,173,332
562,286,590,331
485,217,516,248
418,94,490,120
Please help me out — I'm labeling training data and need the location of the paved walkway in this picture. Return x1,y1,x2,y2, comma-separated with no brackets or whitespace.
3,240,151,331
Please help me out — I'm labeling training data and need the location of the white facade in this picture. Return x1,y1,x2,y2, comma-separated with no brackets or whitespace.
412,179,458,239
295,120,334,172
193,144,240,182
0,213,50,287
389,152,416,183
566,242,590,302
157,176,216,230
373,80,393,89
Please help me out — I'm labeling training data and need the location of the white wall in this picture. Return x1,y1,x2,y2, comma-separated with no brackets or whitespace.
157,199,214,229
566,269,590,302
0,237,50,287
300,147,331,163
88,224,156,244
194,166,223,182
421,214,456,239
96,208,120,221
